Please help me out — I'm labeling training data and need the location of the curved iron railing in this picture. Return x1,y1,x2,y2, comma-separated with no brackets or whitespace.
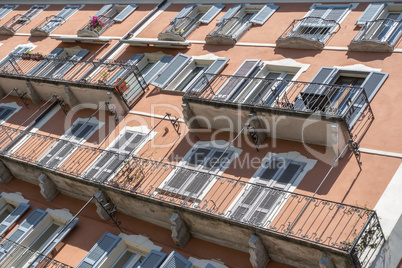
77,15,115,37
351,19,402,46
207,17,251,39
31,15,65,34
0,14,31,34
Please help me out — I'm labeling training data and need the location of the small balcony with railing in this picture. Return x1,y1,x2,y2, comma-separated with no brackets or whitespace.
30,15,64,36
158,16,200,42
182,74,374,153
0,14,31,35
77,15,115,38
205,17,251,45
276,17,340,49
0,122,385,268
0,52,148,109
349,19,402,52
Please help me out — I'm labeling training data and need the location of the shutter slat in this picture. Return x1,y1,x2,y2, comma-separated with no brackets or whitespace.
174,5,197,20
38,141,66,166
199,4,225,24
184,173,210,196
160,251,192,268
51,49,89,79
361,71,388,101
151,53,191,89
114,4,138,22
27,47,63,76
140,249,167,268
0,203,30,237
324,7,349,22
95,4,113,17
217,4,244,24
250,4,278,25
356,3,386,25
142,55,174,84
0,5,17,19
107,54,144,85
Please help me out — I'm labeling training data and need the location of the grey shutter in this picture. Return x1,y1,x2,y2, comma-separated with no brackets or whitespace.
166,168,192,190
250,4,278,25
160,251,192,268
151,53,191,89
356,3,386,25
38,141,66,166
189,58,228,93
23,5,47,20
0,5,16,19
217,4,244,24
275,162,303,189
361,71,388,101
123,133,145,153
0,209,47,261
307,6,327,18
142,55,174,84
174,5,197,20
27,48,63,76
42,5,81,33
96,157,122,182
188,147,210,166
107,54,144,85
30,218,79,267
46,143,75,167
75,123,96,140
114,4,138,22
95,4,114,17
140,249,167,268
324,6,350,22
77,232,122,268
214,59,260,101
184,173,210,196
250,189,280,225
52,49,89,79
199,4,225,24
85,153,113,180
231,185,262,220
0,203,30,237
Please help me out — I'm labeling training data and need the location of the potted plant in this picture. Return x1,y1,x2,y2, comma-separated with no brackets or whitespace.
89,16,105,32
21,50,33,60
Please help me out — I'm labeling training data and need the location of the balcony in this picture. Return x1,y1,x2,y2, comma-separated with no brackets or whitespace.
0,124,384,268
77,15,115,38
31,15,64,36
0,52,147,109
205,17,251,45
349,19,402,52
158,16,199,42
276,18,340,49
0,235,72,268
182,74,374,153
0,14,31,35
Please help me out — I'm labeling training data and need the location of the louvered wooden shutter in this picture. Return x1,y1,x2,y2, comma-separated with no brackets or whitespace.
0,203,30,237
151,53,191,89
356,3,386,26
250,4,278,25
114,4,138,22
217,4,244,24
199,4,225,24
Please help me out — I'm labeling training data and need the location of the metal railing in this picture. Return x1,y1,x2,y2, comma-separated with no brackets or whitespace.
0,236,73,268
0,123,384,267
183,73,374,141
77,15,115,37
351,19,402,46
278,17,340,44
0,14,31,34
207,17,251,39
31,15,65,34
0,53,147,109
160,16,199,39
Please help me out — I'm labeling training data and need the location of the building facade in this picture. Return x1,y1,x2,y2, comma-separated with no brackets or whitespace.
0,0,399,267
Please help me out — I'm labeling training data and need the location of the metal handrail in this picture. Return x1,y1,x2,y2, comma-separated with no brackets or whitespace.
352,18,402,46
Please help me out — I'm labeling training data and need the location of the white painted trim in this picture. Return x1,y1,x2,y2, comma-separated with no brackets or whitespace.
188,257,228,268
1,192,29,207
128,110,185,122
359,148,402,159
46,208,74,223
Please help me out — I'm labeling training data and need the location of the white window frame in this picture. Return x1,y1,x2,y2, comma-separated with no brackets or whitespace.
157,140,242,202
0,102,22,124
227,152,316,227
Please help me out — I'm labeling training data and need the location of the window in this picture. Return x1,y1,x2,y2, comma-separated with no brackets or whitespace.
0,192,30,237
158,141,241,200
160,251,192,268
228,152,316,226
31,5,83,35
0,43,35,72
0,5,17,20
299,66,388,125
0,208,78,266
277,4,352,49
206,4,278,45
77,4,137,37
27,47,89,79
84,127,152,183
0,5,48,34
0,103,20,123
158,4,224,41
351,4,402,51
77,232,163,268
38,118,101,169
214,58,308,105
151,53,228,92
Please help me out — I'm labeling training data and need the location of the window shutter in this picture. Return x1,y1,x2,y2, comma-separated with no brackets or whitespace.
114,4,138,22
184,173,211,196
30,218,79,267
96,157,122,182
74,123,96,140
142,55,173,84
139,249,167,268
0,106,16,121
205,151,229,170
249,189,280,225
0,5,17,19
166,168,192,191
174,5,197,20
302,67,338,95
214,59,260,101
46,143,75,167
188,147,210,166
307,6,327,18
199,4,225,24
356,3,386,26
0,203,30,237
160,251,192,268
23,5,47,20
324,6,350,22
38,141,67,166
95,4,114,17
52,49,89,79
231,185,262,220
107,54,144,85
250,4,278,25
77,232,122,268
27,48,63,76
122,132,145,153
217,4,244,24
361,71,388,101
274,162,303,190
151,53,191,89
85,153,113,180
189,58,228,93
0,209,47,261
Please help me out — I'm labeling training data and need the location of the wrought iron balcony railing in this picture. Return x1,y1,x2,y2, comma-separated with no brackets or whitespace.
276,17,340,49
0,235,73,268
158,16,199,41
77,15,115,38
31,15,65,36
349,19,402,52
0,123,384,267
0,14,31,35
205,17,252,45
0,53,147,109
